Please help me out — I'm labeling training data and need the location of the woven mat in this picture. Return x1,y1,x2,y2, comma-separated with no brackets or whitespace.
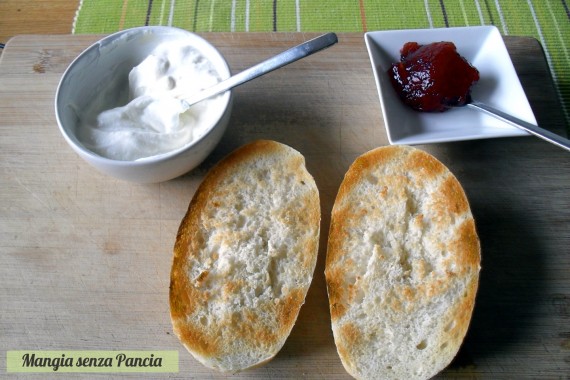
73,0,570,126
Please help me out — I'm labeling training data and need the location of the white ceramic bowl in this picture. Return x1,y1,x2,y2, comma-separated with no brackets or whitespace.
365,26,536,145
55,26,232,183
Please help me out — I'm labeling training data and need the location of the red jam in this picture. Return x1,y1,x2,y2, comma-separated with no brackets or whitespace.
388,42,479,112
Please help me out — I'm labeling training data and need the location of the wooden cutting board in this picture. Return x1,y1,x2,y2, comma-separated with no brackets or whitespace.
1,33,569,379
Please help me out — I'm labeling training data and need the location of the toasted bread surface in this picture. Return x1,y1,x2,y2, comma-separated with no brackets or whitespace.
325,145,480,380
170,140,320,372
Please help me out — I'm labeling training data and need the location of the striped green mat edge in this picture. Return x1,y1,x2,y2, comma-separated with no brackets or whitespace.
73,0,570,128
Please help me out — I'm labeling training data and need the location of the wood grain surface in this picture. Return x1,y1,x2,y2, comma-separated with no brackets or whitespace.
1,33,569,379
0,0,78,45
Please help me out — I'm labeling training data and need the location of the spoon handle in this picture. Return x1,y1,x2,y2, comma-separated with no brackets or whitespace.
468,102,570,153
183,32,338,107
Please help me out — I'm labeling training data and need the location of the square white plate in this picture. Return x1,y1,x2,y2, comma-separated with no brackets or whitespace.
364,26,536,145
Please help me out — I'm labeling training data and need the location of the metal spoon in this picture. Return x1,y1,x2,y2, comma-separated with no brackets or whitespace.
181,32,338,108
465,101,570,152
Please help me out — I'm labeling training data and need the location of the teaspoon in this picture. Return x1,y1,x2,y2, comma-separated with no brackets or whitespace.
181,33,338,108
462,101,570,152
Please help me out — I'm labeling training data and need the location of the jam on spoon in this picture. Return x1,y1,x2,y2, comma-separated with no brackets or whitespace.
388,41,480,112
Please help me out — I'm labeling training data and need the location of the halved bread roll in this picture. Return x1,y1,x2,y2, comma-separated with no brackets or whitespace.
325,145,480,380
170,140,320,372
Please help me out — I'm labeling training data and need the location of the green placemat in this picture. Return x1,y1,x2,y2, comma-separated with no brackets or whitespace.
73,0,570,128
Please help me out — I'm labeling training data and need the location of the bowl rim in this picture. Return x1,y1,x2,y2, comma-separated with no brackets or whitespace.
55,25,232,167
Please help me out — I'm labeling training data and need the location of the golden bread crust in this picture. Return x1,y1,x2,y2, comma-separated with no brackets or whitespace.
170,140,320,372
325,145,481,380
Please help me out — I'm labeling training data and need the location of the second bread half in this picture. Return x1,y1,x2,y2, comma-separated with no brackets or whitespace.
325,145,481,380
